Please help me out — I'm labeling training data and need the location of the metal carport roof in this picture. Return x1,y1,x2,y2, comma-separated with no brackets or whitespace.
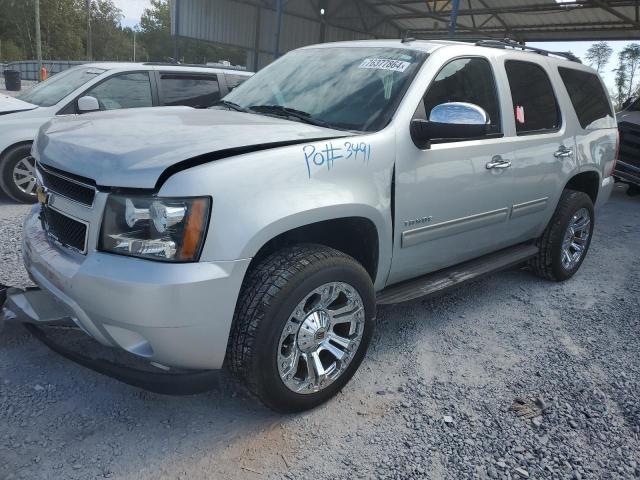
365,0,640,41
171,0,640,69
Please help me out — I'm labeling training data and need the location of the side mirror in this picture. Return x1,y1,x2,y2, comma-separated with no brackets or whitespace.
411,102,489,149
77,96,100,113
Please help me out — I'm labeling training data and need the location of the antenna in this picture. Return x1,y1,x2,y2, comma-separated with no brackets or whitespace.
401,30,416,43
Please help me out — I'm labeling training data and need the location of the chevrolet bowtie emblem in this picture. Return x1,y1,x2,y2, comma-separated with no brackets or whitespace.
36,185,49,206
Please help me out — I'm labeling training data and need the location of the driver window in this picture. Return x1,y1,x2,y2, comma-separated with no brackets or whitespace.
419,57,501,135
83,72,153,111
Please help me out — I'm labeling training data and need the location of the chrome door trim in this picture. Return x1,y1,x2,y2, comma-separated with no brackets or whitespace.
401,207,510,248
510,197,549,220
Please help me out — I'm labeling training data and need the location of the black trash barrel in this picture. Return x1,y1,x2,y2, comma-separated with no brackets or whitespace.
4,70,21,91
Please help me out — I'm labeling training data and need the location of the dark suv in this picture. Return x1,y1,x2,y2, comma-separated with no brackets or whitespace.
616,98,640,194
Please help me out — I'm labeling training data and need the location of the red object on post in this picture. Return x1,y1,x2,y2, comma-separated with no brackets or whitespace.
40,66,48,81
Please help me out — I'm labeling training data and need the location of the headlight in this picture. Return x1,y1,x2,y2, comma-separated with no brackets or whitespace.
99,194,211,262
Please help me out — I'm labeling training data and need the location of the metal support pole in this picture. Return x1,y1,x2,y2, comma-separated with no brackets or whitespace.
86,0,92,60
35,0,42,80
174,0,180,62
253,6,261,71
448,0,460,37
319,0,327,43
273,0,283,60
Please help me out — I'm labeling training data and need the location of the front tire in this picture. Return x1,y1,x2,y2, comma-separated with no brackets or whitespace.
227,244,376,413
529,189,594,282
0,144,37,203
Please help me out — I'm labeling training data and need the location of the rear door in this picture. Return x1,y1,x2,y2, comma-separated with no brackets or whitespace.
502,59,575,241
158,72,221,108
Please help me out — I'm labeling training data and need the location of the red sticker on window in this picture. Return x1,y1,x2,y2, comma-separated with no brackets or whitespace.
516,105,525,124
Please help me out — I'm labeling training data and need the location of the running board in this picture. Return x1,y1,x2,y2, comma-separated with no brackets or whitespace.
376,244,538,305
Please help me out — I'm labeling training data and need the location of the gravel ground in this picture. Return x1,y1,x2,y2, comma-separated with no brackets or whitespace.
0,185,639,480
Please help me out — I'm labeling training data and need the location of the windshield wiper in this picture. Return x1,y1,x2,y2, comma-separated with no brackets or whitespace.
211,100,252,113
247,104,332,128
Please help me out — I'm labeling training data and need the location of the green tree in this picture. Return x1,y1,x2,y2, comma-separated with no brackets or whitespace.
621,43,640,98
89,0,132,60
0,0,137,62
585,41,613,73
613,62,629,110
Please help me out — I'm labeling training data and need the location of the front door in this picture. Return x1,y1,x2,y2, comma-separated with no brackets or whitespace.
389,56,517,285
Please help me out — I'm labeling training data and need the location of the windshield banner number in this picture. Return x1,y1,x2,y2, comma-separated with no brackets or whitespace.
359,58,410,72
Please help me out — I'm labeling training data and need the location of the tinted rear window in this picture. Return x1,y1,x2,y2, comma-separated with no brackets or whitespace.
558,67,613,129
505,60,560,134
160,74,220,108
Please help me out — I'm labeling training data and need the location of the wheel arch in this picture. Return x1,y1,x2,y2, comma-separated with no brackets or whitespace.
243,212,384,287
0,140,33,161
563,169,600,204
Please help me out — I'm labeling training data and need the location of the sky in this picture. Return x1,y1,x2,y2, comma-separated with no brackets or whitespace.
110,0,633,90
113,0,151,28
530,41,632,93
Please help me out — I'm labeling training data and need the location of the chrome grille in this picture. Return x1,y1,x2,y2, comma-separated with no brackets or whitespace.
38,164,96,207
41,206,88,254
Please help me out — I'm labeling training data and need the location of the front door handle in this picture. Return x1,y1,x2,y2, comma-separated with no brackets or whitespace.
554,146,573,158
486,156,512,169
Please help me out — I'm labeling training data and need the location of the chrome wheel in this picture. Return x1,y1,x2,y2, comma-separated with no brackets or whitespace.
561,207,591,270
12,156,36,196
277,282,365,394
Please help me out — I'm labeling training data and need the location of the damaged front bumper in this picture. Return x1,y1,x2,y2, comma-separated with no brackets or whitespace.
0,283,220,395
2,285,74,325
19,207,250,371
1,207,251,394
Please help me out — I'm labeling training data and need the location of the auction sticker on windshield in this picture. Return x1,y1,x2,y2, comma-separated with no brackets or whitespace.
359,58,411,72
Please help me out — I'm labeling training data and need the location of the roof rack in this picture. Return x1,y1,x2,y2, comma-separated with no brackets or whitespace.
475,38,581,63
142,62,249,71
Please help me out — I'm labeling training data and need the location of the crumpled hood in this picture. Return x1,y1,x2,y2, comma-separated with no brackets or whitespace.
0,94,37,114
37,106,348,188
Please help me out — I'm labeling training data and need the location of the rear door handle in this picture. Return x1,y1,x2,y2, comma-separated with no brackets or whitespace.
554,146,573,158
486,156,512,169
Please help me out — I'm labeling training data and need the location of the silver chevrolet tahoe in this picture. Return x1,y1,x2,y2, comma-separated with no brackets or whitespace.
2,40,617,412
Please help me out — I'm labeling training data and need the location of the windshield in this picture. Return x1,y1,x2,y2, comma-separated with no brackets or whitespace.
224,47,427,132
17,66,106,107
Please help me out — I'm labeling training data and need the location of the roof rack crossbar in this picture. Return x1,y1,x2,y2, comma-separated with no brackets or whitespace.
142,62,249,71
475,38,581,63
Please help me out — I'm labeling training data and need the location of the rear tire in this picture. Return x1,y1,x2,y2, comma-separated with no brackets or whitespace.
227,244,376,413
529,189,594,282
0,144,37,203
626,184,640,197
